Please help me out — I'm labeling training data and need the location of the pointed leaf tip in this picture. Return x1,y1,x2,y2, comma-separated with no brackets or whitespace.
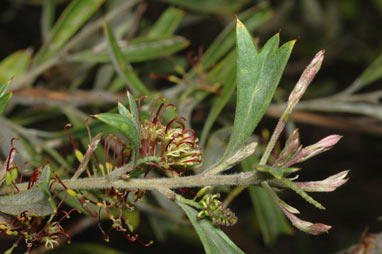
236,17,244,28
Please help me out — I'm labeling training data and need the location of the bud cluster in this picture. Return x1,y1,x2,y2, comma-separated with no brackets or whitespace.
197,193,237,226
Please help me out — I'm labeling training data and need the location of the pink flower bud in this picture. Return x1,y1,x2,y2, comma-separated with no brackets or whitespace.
280,205,331,235
317,135,342,148
295,170,349,192
292,135,342,164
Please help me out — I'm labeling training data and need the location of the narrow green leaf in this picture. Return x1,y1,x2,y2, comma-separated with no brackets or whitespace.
94,113,140,152
147,7,185,38
69,36,189,63
224,19,294,157
0,80,12,115
0,50,32,84
117,102,131,118
41,0,56,42
103,21,150,95
241,157,292,245
177,201,244,254
34,0,105,64
127,91,139,125
0,165,55,216
0,80,11,97
0,93,12,116
117,96,140,161
162,0,249,15
343,54,382,94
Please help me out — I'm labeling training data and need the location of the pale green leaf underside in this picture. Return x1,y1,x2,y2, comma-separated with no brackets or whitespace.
177,201,244,254
0,165,54,216
95,113,140,153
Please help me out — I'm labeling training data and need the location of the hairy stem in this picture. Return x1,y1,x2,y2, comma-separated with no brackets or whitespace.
0,171,261,195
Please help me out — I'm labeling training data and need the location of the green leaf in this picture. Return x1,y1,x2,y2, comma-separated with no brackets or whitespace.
224,19,295,157
0,92,12,116
241,157,292,245
0,165,55,216
127,91,140,125
0,50,32,84
103,21,150,95
34,0,105,64
69,36,189,63
177,201,244,254
117,92,140,160
344,54,382,94
94,113,140,153
147,7,185,38
162,0,250,15
0,80,11,97
41,0,56,42
0,80,12,116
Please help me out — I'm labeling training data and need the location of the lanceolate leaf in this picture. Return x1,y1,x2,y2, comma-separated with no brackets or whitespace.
0,93,12,116
41,0,56,42
342,54,382,94
94,113,140,153
0,80,12,116
103,21,150,95
147,7,184,38
0,50,32,85
224,18,295,157
0,165,55,216
177,201,244,254
117,93,140,160
69,36,189,64
34,0,105,64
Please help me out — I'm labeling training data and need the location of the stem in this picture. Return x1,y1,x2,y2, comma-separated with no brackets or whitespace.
175,194,203,209
260,50,325,165
0,171,261,195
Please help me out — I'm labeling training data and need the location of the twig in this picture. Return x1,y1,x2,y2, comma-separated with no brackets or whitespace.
0,170,261,195
260,50,325,165
10,88,127,107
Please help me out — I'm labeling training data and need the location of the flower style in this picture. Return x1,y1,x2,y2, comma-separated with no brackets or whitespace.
139,98,202,177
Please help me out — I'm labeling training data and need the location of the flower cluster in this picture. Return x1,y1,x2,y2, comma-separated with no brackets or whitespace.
139,98,202,177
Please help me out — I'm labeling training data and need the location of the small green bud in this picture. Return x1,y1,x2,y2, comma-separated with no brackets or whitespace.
5,172,12,185
10,168,18,181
